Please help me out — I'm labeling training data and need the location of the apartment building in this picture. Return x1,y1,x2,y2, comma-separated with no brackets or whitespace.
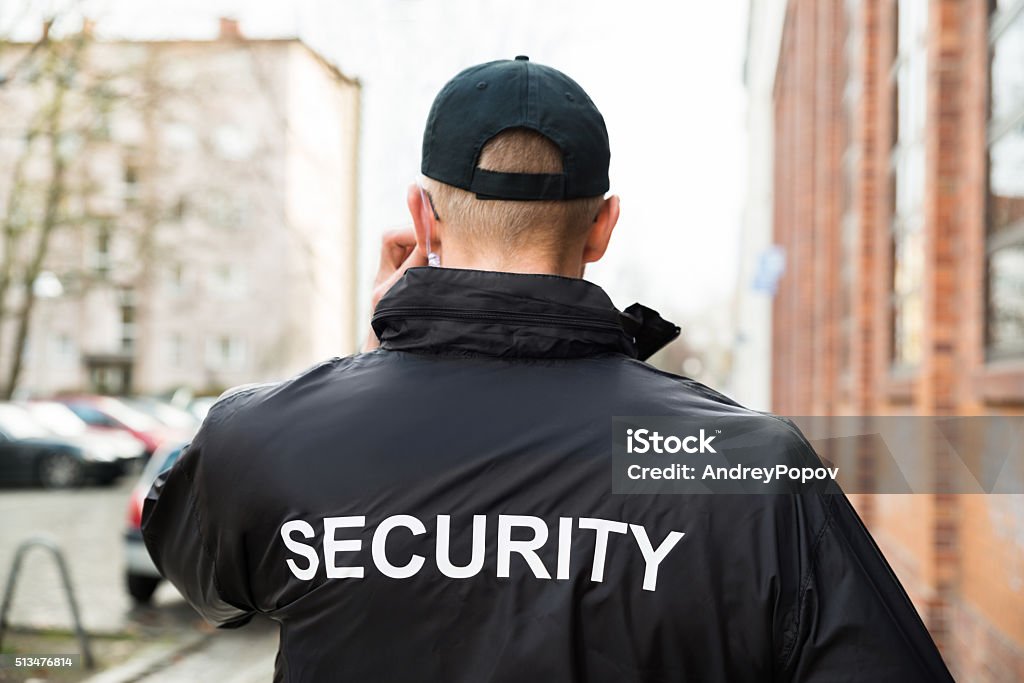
0,18,361,396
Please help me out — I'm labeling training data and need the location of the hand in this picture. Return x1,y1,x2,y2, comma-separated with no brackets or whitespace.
362,227,427,352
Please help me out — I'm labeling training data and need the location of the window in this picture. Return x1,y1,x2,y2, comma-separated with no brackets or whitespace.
92,224,112,276
123,161,139,206
205,335,247,371
890,0,928,368
0,405,51,440
51,333,76,368
164,122,198,152
213,124,254,160
174,196,188,222
987,1,1024,358
167,262,186,295
167,333,185,368
119,288,136,353
207,192,247,230
209,263,246,299
65,404,118,429
57,131,83,157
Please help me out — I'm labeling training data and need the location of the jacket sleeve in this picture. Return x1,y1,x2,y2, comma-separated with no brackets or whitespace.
779,491,955,682
141,403,256,629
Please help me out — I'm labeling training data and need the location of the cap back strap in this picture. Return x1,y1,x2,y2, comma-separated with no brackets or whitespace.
470,168,567,200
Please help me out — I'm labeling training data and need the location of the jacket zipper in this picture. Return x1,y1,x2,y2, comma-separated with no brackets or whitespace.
371,306,625,333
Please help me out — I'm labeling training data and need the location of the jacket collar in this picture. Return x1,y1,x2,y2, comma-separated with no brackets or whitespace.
370,267,680,361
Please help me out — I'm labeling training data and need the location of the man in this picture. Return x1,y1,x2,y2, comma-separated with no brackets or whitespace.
143,57,953,682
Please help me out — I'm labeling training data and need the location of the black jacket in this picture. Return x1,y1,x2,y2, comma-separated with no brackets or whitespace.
142,267,953,682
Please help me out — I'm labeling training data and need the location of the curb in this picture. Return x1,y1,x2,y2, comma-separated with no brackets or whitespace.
78,632,207,683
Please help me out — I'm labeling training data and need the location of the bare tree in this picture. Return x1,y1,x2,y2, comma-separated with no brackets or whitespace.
0,13,137,397
0,19,84,397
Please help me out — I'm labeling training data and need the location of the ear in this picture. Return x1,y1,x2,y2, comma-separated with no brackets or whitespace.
581,195,620,264
406,183,440,254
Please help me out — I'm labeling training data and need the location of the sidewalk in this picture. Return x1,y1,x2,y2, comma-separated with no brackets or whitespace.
80,618,277,683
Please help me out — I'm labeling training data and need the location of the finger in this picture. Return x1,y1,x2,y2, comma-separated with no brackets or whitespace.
381,227,417,253
379,227,419,272
394,241,428,276
370,244,429,312
380,242,428,288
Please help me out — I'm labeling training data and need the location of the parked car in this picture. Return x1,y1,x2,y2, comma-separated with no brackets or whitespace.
122,397,200,434
23,401,147,467
0,403,125,487
125,442,186,603
57,396,186,457
187,396,219,422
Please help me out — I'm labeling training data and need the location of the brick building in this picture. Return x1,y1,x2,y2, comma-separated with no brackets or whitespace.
760,0,1024,679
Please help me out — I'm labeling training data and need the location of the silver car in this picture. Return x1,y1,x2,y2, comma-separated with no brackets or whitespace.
124,441,187,603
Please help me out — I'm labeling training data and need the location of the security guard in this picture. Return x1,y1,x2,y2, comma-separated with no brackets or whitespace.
143,57,953,682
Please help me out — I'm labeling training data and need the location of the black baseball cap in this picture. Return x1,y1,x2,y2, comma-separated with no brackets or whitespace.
421,55,610,201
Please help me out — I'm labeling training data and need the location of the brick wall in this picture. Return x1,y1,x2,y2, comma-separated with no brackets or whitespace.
771,0,1024,679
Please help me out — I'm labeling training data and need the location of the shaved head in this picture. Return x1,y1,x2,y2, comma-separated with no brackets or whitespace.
423,128,605,262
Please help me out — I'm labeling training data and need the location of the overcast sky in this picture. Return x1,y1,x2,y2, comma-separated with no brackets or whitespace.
3,0,749,323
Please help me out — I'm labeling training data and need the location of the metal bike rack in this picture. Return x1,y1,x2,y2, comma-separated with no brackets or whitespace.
0,535,95,669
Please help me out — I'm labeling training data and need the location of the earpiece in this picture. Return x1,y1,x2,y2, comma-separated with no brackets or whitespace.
418,185,441,267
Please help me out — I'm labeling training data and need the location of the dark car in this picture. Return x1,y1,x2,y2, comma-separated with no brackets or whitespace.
124,441,186,602
23,401,147,467
0,403,123,487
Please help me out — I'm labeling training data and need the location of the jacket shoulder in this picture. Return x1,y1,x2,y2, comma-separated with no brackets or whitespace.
199,356,352,436
618,357,818,459
619,357,747,411
216,357,349,406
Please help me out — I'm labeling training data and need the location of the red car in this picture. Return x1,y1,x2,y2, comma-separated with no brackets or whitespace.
57,396,188,456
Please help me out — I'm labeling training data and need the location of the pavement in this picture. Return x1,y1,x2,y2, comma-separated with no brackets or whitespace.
79,619,278,683
0,477,277,682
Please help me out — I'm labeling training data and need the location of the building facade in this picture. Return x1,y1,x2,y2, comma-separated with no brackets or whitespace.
734,0,788,411
765,0,1024,679
0,19,361,397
